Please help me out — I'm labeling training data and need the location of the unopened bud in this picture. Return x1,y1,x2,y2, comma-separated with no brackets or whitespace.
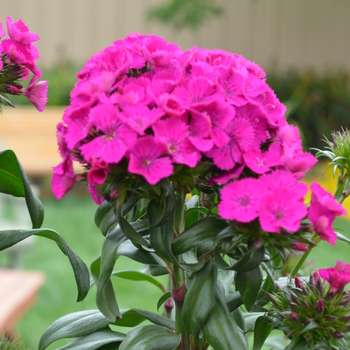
301,299,311,311
339,315,350,323
289,312,300,323
292,241,308,252
289,291,299,304
325,315,336,322
315,299,324,314
332,331,345,339
164,297,174,314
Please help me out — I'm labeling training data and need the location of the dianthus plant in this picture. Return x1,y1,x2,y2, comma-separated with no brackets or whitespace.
38,34,350,349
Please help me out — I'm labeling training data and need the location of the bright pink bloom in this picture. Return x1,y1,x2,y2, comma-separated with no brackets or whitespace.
277,124,302,156
207,117,255,170
308,182,346,245
6,17,39,44
282,151,317,177
243,148,280,174
243,73,267,102
218,178,262,223
22,75,48,112
188,110,213,152
120,105,164,135
208,164,244,185
63,106,91,150
319,261,350,293
291,242,309,252
56,123,69,158
88,183,105,205
80,103,137,163
153,118,200,168
51,158,77,200
128,136,173,185
259,188,307,233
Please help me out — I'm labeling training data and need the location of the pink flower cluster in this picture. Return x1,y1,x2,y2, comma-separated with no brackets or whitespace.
53,33,318,201
319,261,350,293
0,17,48,111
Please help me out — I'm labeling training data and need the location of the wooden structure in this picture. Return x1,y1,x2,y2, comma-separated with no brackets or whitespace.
0,0,349,72
0,269,45,335
0,107,65,178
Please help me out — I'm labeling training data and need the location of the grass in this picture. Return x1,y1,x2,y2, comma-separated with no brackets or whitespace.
2,167,350,349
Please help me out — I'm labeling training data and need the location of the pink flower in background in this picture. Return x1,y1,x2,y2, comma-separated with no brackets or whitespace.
128,136,173,185
0,22,6,39
308,182,347,245
22,74,48,112
218,177,262,222
319,261,350,293
6,16,39,44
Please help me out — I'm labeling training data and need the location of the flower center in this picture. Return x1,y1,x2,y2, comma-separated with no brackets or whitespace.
239,195,250,207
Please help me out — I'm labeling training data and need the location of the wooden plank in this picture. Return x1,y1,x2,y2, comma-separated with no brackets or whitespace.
0,269,45,334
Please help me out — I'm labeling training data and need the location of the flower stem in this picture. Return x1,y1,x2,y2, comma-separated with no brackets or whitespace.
291,233,321,278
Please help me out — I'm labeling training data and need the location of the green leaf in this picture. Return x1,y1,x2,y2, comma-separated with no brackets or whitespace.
157,292,172,312
182,260,217,337
119,325,180,350
0,150,44,228
235,266,263,311
252,316,272,350
39,310,111,350
116,207,150,248
203,283,248,350
58,329,125,350
111,270,165,293
0,149,25,197
116,241,162,265
148,199,177,264
226,291,243,312
336,231,350,244
0,228,89,301
114,309,175,330
94,201,117,237
172,217,227,255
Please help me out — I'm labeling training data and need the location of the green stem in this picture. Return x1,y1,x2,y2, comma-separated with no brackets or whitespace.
291,234,321,278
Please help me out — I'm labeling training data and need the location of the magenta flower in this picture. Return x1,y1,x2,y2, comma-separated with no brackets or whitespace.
243,148,280,175
259,188,307,233
308,182,347,245
153,118,200,168
128,136,173,185
218,178,262,223
0,21,6,39
80,103,137,164
87,158,109,186
51,157,77,200
22,75,48,112
6,16,39,44
319,261,350,293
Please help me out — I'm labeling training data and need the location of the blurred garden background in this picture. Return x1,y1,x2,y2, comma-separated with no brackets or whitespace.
0,0,350,348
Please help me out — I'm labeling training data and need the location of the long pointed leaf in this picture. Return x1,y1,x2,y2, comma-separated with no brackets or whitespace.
203,283,248,350
119,325,180,350
0,228,89,301
182,260,216,337
39,310,111,350
58,329,125,350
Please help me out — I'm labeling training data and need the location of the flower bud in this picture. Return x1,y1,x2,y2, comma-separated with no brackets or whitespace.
325,315,336,322
315,299,324,314
332,331,345,339
339,315,350,323
289,312,300,323
301,299,312,312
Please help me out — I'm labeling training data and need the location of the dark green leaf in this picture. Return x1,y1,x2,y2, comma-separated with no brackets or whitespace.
252,316,272,350
157,292,172,312
111,270,165,292
94,201,117,237
0,150,44,228
119,325,180,350
235,266,263,311
0,150,25,197
39,310,111,350
182,260,216,337
226,291,243,312
114,309,175,330
116,241,161,265
116,207,150,247
58,329,125,350
172,217,227,255
148,199,177,264
0,228,89,301
203,284,248,350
